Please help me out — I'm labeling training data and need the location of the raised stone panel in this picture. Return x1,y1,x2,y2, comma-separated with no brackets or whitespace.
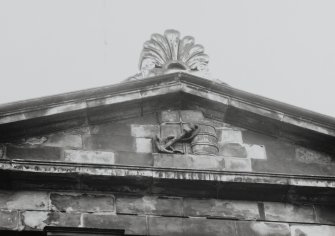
180,110,204,122
83,214,147,235
160,110,180,122
290,225,335,236
153,154,225,170
0,191,49,211
50,192,115,213
116,195,182,216
183,198,260,220
64,150,115,164
264,202,315,223
236,221,290,236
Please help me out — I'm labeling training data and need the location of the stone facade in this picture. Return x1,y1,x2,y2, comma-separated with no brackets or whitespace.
0,31,334,235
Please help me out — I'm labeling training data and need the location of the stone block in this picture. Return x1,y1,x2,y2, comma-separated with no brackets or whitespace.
183,198,259,220
50,192,114,213
290,225,335,236
0,191,48,211
225,157,251,171
182,218,236,236
154,154,225,170
148,216,183,236
44,133,82,148
295,147,332,164
22,211,81,230
114,152,153,166
218,128,243,143
131,124,159,138
315,205,335,224
90,123,131,136
236,221,290,236
83,134,136,152
5,145,63,161
116,196,182,216
264,202,315,223
180,110,204,122
83,214,147,235
135,138,152,153
63,150,115,164
160,110,180,122
244,144,267,159
0,210,19,230
219,143,247,157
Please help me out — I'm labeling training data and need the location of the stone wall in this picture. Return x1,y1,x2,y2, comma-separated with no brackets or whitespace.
0,190,334,235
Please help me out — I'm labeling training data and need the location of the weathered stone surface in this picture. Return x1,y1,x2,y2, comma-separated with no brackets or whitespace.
131,124,159,138
148,216,183,236
0,210,19,230
295,147,332,164
218,128,243,143
114,152,153,166
43,133,82,148
21,211,48,230
83,134,136,152
22,211,81,230
225,157,251,171
180,110,204,122
64,150,115,164
0,191,48,211
244,144,267,159
290,225,335,236
83,214,147,235
183,198,260,220
315,205,335,224
116,195,182,216
135,138,152,153
50,192,114,213
160,110,180,122
264,202,315,223
90,123,131,136
5,145,62,161
236,221,290,236
219,143,247,157
183,218,236,236
154,154,225,170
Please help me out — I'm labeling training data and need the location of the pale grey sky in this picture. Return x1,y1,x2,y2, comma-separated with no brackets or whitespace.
0,0,334,117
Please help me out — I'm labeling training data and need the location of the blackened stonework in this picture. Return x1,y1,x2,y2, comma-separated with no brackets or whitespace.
0,31,334,235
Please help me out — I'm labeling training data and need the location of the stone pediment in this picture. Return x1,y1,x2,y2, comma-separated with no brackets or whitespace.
0,72,334,155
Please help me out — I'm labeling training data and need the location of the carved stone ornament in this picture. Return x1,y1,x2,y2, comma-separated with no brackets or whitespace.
126,29,211,81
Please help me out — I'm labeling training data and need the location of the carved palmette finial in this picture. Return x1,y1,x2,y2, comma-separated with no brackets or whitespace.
139,29,209,75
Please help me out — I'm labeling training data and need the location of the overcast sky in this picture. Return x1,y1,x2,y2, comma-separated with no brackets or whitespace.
0,0,334,117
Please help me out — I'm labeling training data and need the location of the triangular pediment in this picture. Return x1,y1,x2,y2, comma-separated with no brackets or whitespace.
0,72,334,155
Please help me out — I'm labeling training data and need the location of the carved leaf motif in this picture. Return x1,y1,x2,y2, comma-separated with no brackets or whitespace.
139,29,209,72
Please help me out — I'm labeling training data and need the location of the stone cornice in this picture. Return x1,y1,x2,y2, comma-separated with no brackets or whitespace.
0,159,334,204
